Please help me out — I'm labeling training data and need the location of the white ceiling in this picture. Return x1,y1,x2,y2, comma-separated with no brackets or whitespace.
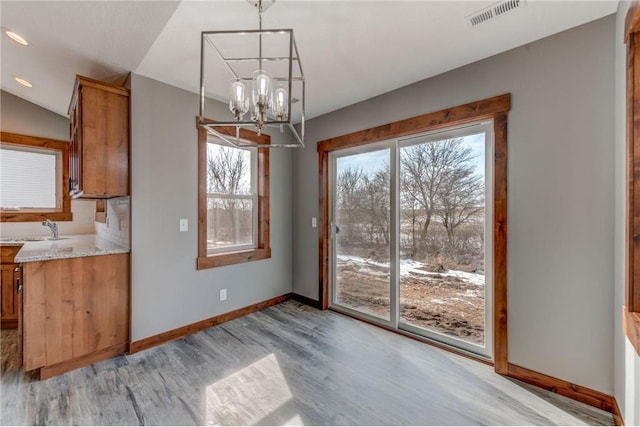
0,1,181,114
1,1,618,120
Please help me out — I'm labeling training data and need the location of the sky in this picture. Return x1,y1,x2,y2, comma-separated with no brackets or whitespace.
337,148,389,176
463,133,486,177
336,133,486,178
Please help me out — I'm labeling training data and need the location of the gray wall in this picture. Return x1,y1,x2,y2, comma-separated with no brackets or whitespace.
129,74,293,341
614,2,640,424
1,90,68,140
0,90,95,236
293,16,615,394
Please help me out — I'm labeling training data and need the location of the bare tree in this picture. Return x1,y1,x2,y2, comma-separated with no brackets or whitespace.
437,165,483,251
401,138,482,258
401,189,420,258
357,167,390,249
336,165,390,258
334,139,482,263
207,144,250,244
336,167,364,242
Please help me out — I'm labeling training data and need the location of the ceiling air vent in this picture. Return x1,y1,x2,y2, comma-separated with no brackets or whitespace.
467,0,526,27
469,9,494,27
495,0,522,16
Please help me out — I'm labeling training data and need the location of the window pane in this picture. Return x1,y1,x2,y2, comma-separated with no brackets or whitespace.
0,146,58,209
334,148,391,321
206,143,253,196
207,197,254,251
399,134,486,345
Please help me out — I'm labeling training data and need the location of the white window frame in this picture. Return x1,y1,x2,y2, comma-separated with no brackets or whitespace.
205,137,258,255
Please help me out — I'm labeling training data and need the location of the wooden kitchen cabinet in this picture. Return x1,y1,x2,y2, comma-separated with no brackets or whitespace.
22,253,129,379
0,245,22,329
69,75,129,198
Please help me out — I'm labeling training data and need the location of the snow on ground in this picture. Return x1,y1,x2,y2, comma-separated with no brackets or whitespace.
337,254,485,286
356,267,389,277
443,270,485,286
338,254,389,269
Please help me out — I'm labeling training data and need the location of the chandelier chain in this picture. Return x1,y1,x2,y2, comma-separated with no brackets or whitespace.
258,0,263,70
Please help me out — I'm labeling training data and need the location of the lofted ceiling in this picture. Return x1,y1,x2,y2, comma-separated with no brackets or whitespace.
1,1,618,121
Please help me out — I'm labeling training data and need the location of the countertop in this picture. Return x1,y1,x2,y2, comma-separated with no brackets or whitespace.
12,235,130,263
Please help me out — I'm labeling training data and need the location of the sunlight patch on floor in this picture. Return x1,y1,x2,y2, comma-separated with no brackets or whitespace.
205,353,301,425
283,414,305,425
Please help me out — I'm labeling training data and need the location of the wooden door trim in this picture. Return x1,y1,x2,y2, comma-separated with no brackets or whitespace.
625,0,640,358
317,94,510,374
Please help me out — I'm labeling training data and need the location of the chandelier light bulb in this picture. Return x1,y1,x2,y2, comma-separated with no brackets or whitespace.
272,85,288,120
252,70,272,108
229,80,249,119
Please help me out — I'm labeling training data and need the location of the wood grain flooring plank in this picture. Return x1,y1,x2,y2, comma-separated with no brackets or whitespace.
1,301,614,426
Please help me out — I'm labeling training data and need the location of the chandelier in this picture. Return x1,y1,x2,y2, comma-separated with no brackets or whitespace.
197,0,305,148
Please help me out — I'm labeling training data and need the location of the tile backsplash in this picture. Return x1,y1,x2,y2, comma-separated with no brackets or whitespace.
95,196,130,248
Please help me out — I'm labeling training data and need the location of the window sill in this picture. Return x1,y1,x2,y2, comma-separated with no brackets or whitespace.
0,212,73,223
623,306,640,357
197,248,271,270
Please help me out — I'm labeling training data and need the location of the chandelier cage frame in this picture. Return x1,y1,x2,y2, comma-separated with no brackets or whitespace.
198,27,305,148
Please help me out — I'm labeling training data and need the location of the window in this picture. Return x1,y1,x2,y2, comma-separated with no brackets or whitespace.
206,141,257,253
0,132,72,222
1,147,58,209
624,4,640,357
197,127,270,269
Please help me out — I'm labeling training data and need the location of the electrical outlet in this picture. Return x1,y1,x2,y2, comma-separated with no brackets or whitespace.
179,219,188,232
220,288,227,301
311,217,317,228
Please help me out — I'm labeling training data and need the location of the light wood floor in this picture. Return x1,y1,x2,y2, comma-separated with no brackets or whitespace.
1,300,613,425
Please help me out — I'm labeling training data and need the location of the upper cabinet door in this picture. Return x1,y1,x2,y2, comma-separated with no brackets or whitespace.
68,76,129,199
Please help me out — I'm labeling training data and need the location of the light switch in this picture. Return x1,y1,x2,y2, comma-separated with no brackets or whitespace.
220,288,227,301
179,219,188,232
311,217,317,228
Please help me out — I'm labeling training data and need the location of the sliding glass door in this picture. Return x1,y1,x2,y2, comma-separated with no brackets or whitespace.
330,122,493,358
332,146,392,322
397,126,493,356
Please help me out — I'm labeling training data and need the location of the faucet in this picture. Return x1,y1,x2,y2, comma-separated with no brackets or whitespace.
42,219,58,240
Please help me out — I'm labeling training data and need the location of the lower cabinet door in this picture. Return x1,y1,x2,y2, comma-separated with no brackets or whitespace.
23,254,129,371
1,264,18,328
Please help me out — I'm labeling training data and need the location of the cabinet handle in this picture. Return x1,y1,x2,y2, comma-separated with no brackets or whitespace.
13,267,22,293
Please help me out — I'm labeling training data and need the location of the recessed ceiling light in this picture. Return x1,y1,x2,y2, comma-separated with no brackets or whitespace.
14,77,32,88
4,30,28,46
